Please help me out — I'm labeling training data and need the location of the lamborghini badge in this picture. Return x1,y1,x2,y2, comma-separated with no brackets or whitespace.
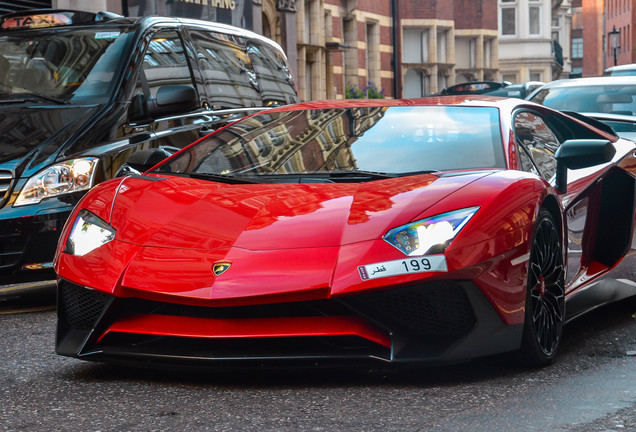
213,262,232,276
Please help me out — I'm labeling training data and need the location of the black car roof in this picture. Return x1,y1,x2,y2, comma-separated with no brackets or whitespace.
0,9,287,54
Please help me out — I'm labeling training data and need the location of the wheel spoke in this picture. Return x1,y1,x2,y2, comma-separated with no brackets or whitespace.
527,213,565,357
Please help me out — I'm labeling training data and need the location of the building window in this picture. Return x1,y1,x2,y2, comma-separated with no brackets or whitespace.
529,5,541,35
530,71,542,82
571,66,583,77
304,0,311,43
366,21,380,86
404,69,429,97
437,71,447,90
572,7,582,29
572,37,583,58
403,28,429,63
343,18,357,85
502,73,517,83
437,29,447,63
500,5,516,36
484,38,492,68
306,59,313,101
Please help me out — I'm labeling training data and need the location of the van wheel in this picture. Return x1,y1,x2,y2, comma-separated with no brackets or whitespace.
520,209,565,367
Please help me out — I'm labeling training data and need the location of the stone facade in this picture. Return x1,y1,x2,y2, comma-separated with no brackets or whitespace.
498,0,572,83
605,0,635,70
51,0,501,99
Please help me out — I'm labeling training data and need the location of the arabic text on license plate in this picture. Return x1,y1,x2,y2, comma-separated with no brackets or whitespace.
358,255,447,280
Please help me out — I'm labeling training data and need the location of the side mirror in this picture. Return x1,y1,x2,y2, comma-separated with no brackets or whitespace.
554,139,616,194
116,148,172,177
147,84,198,119
128,84,198,123
128,93,148,123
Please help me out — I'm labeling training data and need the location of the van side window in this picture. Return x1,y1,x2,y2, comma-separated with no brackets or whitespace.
247,41,297,106
139,30,195,98
189,30,260,109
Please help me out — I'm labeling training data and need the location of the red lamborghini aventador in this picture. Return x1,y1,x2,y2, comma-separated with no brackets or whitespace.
54,97,636,368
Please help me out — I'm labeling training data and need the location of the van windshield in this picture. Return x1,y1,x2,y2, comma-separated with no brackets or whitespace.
0,26,133,104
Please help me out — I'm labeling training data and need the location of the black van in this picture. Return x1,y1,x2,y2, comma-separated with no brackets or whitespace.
0,9,298,286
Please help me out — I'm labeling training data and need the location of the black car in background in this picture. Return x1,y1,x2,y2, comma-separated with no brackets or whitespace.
0,9,298,288
440,81,544,99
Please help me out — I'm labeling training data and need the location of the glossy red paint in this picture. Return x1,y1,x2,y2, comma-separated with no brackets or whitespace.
98,315,392,348
54,97,636,366
107,173,483,249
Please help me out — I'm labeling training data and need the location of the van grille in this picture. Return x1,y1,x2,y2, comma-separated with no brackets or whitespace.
0,171,13,208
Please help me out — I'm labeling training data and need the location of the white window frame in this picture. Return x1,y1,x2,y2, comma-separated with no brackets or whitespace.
499,1,518,37
572,37,583,58
529,4,542,36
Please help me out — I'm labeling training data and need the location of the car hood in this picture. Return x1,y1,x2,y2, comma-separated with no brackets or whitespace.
110,172,490,250
0,104,100,172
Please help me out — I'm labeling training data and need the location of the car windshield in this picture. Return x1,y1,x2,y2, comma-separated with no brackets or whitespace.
155,105,505,180
0,25,134,103
529,84,636,116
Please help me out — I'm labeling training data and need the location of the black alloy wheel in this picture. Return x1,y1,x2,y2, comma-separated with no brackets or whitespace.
520,209,565,367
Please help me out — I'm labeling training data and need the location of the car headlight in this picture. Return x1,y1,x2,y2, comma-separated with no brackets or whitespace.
64,209,116,256
14,157,98,206
383,207,479,256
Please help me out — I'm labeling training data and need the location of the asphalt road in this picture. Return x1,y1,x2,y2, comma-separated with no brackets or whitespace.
1,298,636,432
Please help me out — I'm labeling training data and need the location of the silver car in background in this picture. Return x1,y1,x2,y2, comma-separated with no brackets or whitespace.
527,76,636,141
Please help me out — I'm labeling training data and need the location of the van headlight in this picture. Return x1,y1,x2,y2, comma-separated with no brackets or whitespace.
383,207,479,256
65,209,116,256
14,157,98,206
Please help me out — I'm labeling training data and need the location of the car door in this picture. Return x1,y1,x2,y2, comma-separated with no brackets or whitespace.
513,110,609,293
137,27,219,153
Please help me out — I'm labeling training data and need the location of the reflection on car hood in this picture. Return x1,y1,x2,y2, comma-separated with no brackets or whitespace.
109,172,490,250
0,104,100,172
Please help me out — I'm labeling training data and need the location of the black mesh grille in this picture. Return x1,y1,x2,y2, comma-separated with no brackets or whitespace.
348,282,477,336
59,281,111,329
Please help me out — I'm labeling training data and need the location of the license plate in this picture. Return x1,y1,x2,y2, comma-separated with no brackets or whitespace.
358,255,448,280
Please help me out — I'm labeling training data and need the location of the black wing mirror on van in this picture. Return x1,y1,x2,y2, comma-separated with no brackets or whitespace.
115,147,172,177
129,84,198,123
554,139,616,194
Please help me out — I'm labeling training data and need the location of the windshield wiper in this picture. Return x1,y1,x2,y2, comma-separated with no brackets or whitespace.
237,171,399,184
168,172,259,184
323,170,398,180
10,92,68,105
398,170,441,177
0,92,29,103
323,170,442,180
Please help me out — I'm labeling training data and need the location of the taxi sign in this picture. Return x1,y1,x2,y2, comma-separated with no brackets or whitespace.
1,13,71,30
0,10,97,31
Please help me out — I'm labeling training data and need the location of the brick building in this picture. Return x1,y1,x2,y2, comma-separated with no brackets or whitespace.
34,0,500,100
570,0,603,77
570,0,582,77
605,0,635,70
398,0,499,97
498,0,572,83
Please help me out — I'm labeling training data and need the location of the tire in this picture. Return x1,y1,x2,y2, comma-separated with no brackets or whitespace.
520,209,565,367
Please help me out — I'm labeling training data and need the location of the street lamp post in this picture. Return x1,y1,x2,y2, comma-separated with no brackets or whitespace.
609,26,621,66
